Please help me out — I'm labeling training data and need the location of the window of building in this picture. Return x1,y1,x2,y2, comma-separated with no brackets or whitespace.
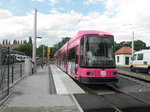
117,56,119,63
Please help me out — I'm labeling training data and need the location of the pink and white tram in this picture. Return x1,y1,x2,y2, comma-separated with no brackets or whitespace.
54,30,118,84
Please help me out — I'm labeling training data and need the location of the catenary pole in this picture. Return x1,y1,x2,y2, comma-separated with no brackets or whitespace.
32,9,37,74
132,31,134,57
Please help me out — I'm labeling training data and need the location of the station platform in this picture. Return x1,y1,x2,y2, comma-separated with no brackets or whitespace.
1,64,84,112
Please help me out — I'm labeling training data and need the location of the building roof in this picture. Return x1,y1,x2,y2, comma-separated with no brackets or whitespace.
115,46,133,55
1,44,23,49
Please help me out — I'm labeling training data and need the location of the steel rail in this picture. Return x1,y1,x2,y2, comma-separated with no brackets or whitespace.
119,74,150,88
107,85,150,105
81,84,123,112
118,72,150,83
79,82,150,112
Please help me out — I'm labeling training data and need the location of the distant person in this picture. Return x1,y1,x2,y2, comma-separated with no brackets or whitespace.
41,62,43,68
46,61,48,66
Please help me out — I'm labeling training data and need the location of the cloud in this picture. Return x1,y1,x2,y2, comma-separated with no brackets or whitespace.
84,0,102,5
0,9,13,19
48,0,58,5
31,0,45,2
0,10,80,46
1,0,150,47
49,8,60,14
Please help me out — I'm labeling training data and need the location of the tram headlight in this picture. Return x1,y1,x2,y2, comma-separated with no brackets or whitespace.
87,72,94,75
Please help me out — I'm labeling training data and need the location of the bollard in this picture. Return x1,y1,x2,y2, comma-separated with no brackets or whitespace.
20,64,22,77
12,65,14,84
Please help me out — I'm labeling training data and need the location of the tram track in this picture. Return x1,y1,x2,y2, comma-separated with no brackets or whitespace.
106,84,150,105
118,71,150,83
81,84,123,112
118,72,150,88
77,83,150,112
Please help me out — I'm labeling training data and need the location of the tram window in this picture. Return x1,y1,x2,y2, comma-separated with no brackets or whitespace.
68,47,77,61
62,53,64,60
75,46,78,64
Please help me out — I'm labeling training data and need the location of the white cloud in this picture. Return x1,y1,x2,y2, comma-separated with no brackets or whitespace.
84,0,103,5
49,8,60,14
0,9,13,19
48,0,58,5
1,0,150,47
31,0,45,2
83,0,150,46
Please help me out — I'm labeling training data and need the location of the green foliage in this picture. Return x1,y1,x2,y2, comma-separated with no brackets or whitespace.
37,45,47,58
13,40,17,44
23,40,27,44
134,40,147,50
14,44,32,57
49,47,57,58
28,36,32,44
2,40,5,44
53,37,70,50
115,40,148,51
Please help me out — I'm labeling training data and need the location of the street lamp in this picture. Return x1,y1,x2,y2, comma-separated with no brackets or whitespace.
43,45,45,61
32,36,42,74
123,24,135,57
32,9,43,74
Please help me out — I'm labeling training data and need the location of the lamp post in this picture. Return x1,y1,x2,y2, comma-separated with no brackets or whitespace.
32,9,42,74
132,31,134,57
32,9,37,74
43,45,45,61
123,24,135,57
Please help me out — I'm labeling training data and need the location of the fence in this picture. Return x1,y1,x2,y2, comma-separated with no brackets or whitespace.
0,47,25,101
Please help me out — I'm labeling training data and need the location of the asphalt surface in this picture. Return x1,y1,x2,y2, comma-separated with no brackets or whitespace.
1,65,81,112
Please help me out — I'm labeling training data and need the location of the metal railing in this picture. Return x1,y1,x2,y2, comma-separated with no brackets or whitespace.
0,47,25,101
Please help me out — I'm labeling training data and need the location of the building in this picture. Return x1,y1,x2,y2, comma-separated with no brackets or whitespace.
1,44,22,49
115,43,134,67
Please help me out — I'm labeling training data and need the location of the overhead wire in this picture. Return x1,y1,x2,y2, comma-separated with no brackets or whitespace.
77,0,95,24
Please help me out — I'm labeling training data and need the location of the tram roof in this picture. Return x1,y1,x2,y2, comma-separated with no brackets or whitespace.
76,30,113,37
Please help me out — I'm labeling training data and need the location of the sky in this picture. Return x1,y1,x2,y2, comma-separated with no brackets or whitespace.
0,0,150,47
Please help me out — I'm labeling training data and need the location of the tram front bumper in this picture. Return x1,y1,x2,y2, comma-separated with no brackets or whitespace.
79,76,118,84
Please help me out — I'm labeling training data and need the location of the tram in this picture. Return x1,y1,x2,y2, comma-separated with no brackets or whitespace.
54,30,118,84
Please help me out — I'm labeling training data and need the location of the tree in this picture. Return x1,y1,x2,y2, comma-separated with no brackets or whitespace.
53,37,70,50
14,44,32,57
23,40,27,44
134,40,146,51
28,36,32,44
50,47,57,58
2,40,5,44
6,39,8,44
13,40,17,44
21,40,23,44
115,40,147,51
37,45,45,57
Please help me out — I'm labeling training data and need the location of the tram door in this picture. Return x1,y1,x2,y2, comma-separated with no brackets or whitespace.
68,46,78,77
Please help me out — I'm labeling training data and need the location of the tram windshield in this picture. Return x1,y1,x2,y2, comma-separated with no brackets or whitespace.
80,36,115,68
